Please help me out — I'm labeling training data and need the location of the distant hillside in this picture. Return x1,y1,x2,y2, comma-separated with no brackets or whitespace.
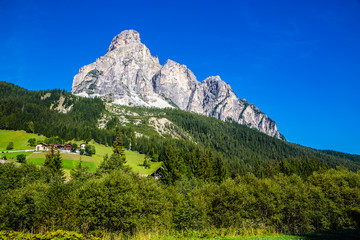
1,81,359,177
0,130,45,151
320,150,360,163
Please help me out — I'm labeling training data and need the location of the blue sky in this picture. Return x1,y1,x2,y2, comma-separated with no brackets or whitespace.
1,0,359,154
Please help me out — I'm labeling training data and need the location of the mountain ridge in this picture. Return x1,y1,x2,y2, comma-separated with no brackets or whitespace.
1,81,360,176
71,30,284,139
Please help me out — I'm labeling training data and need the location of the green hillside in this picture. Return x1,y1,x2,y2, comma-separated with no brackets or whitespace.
0,130,45,150
1,81,360,239
0,129,161,176
0,81,359,180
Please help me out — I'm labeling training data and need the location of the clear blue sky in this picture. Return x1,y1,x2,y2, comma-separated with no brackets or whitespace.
1,0,359,154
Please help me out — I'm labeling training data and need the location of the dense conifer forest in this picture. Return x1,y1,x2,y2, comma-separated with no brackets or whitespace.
1,81,359,178
0,81,359,238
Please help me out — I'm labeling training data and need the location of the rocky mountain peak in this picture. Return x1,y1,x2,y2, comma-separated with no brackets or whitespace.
72,30,284,139
202,76,231,96
107,30,141,52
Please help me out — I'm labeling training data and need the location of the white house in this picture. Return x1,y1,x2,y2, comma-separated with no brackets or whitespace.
80,143,86,150
36,143,49,151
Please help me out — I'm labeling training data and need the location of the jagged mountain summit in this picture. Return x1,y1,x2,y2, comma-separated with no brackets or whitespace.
72,30,283,139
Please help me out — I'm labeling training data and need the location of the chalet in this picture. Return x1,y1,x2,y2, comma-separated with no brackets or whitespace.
63,144,72,151
150,167,162,180
138,168,162,180
54,144,64,150
138,174,149,178
36,143,49,151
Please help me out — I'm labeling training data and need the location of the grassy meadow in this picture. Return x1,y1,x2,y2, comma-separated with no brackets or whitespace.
89,141,162,175
0,130,162,177
0,130,45,150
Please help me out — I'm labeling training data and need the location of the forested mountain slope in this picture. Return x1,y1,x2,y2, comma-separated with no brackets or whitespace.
1,81,359,178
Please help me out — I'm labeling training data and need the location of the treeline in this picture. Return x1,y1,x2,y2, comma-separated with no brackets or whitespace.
116,106,360,177
160,108,360,174
0,81,115,144
0,162,359,236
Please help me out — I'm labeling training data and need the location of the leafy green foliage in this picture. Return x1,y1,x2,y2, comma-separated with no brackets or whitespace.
70,158,91,181
0,230,100,239
1,81,360,238
97,132,127,174
16,154,26,163
0,159,359,236
6,142,14,150
44,148,63,177
71,142,78,152
27,138,36,147
85,144,95,156
27,121,34,133
141,156,151,169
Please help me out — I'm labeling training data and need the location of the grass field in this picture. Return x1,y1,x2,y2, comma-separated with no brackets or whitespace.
0,130,45,150
0,151,33,159
27,152,96,172
27,158,96,172
90,142,162,175
157,236,300,240
25,142,161,175
0,130,162,176
155,229,360,240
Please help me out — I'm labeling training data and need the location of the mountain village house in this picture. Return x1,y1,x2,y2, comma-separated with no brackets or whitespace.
36,143,49,151
35,143,86,153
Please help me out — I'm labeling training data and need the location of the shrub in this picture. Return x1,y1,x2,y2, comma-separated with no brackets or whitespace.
27,138,36,147
6,142,14,150
85,144,95,156
16,154,26,163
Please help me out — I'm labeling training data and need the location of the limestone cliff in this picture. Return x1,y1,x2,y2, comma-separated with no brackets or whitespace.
72,30,283,139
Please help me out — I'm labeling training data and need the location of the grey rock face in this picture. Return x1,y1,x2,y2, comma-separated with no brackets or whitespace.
152,59,198,109
72,30,283,139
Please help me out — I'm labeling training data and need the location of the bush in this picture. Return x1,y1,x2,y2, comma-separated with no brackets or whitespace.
85,144,95,156
6,142,14,150
142,156,151,169
0,230,100,239
16,154,26,163
27,138,36,147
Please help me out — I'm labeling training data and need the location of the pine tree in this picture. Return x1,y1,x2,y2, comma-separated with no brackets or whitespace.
214,154,228,183
113,131,125,158
44,147,63,177
161,145,185,184
201,145,214,181
70,157,89,180
98,132,127,174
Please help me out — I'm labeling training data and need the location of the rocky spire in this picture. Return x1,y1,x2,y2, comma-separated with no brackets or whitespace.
107,30,141,52
72,30,284,139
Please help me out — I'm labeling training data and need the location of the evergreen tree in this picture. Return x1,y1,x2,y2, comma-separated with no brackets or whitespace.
201,145,214,181
213,154,228,183
161,145,185,184
44,147,63,177
28,121,35,133
113,131,125,157
70,158,89,180
97,132,127,174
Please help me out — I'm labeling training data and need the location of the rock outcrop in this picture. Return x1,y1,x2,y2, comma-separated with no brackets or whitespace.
72,30,283,139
